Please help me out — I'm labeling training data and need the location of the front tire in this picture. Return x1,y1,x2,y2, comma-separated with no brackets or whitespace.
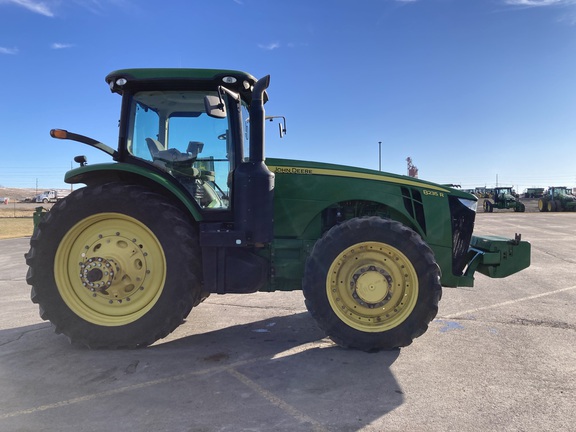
302,217,441,351
26,183,202,348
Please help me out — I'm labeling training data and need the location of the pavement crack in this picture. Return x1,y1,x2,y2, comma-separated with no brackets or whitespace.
536,247,576,265
507,317,576,331
437,316,576,332
0,324,51,347
205,302,300,312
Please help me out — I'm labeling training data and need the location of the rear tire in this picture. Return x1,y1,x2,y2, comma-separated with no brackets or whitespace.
26,183,202,348
538,199,547,212
554,200,562,212
302,217,441,351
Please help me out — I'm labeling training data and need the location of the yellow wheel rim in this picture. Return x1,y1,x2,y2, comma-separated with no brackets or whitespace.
326,241,419,332
55,213,166,326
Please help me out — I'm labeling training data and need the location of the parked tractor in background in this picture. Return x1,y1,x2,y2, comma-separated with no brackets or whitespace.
538,187,576,212
26,68,530,352
522,188,544,199
474,187,493,198
483,187,525,213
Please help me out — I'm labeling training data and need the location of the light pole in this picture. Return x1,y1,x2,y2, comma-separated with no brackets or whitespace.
378,141,382,171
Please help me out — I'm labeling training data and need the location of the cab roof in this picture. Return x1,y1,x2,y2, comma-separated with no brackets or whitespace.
105,68,260,103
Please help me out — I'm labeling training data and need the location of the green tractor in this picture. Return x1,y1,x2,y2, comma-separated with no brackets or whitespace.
538,187,576,212
483,187,525,213
25,69,531,351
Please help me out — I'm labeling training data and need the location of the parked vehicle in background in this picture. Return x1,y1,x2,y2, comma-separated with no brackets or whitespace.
538,187,576,212
34,190,70,203
522,188,544,198
474,187,493,198
483,187,525,212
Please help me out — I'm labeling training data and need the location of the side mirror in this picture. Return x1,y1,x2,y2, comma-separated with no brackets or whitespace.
266,116,287,138
204,95,226,119
74,155,88,166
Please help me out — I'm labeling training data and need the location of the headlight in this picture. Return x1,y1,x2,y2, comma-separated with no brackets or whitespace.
458,198,477,212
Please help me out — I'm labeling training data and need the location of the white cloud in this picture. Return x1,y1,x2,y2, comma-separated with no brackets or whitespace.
0,46,19,54
51,42,74,49
72,0,104,14
1,0,133,17
504,0,572,5
72,0,136,15
0,0,55,17
258,42,280,51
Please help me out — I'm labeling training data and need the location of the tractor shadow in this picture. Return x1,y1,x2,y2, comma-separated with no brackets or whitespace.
0,314,402,431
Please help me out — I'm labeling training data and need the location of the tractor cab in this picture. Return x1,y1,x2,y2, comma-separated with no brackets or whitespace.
125,90,233,209
493,187,516,204
549,186,571,198
105,69,262,213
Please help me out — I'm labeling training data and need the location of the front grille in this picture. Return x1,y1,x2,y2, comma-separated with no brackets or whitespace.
449,196,475,276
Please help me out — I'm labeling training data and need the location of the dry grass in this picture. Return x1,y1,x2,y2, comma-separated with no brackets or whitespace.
0,217,34,239
0,209,37,218
0,201,40,239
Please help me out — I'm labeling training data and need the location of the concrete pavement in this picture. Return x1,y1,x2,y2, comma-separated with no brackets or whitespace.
0,212,575,431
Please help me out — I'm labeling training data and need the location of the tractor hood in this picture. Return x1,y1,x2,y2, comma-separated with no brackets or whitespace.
265,157,475,201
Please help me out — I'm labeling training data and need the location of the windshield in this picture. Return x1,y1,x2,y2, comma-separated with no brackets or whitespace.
241,102,250,161
126,90,234,210
553,188,570,196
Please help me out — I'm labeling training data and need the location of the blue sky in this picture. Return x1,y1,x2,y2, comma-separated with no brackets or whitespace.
1,0,576,193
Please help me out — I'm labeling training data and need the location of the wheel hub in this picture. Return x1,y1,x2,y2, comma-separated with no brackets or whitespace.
351,265,392,308
78,232,150,303
80,257,115,292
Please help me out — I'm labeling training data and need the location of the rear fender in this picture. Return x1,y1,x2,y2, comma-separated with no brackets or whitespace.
64,163,203,221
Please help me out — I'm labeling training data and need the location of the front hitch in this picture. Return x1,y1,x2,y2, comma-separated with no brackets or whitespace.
461,234,531,284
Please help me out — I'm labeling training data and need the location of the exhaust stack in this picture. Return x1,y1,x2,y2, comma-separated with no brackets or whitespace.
233,75,275,244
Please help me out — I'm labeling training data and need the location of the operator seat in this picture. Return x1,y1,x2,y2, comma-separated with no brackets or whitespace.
145,138,164,158
187,141,204,158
